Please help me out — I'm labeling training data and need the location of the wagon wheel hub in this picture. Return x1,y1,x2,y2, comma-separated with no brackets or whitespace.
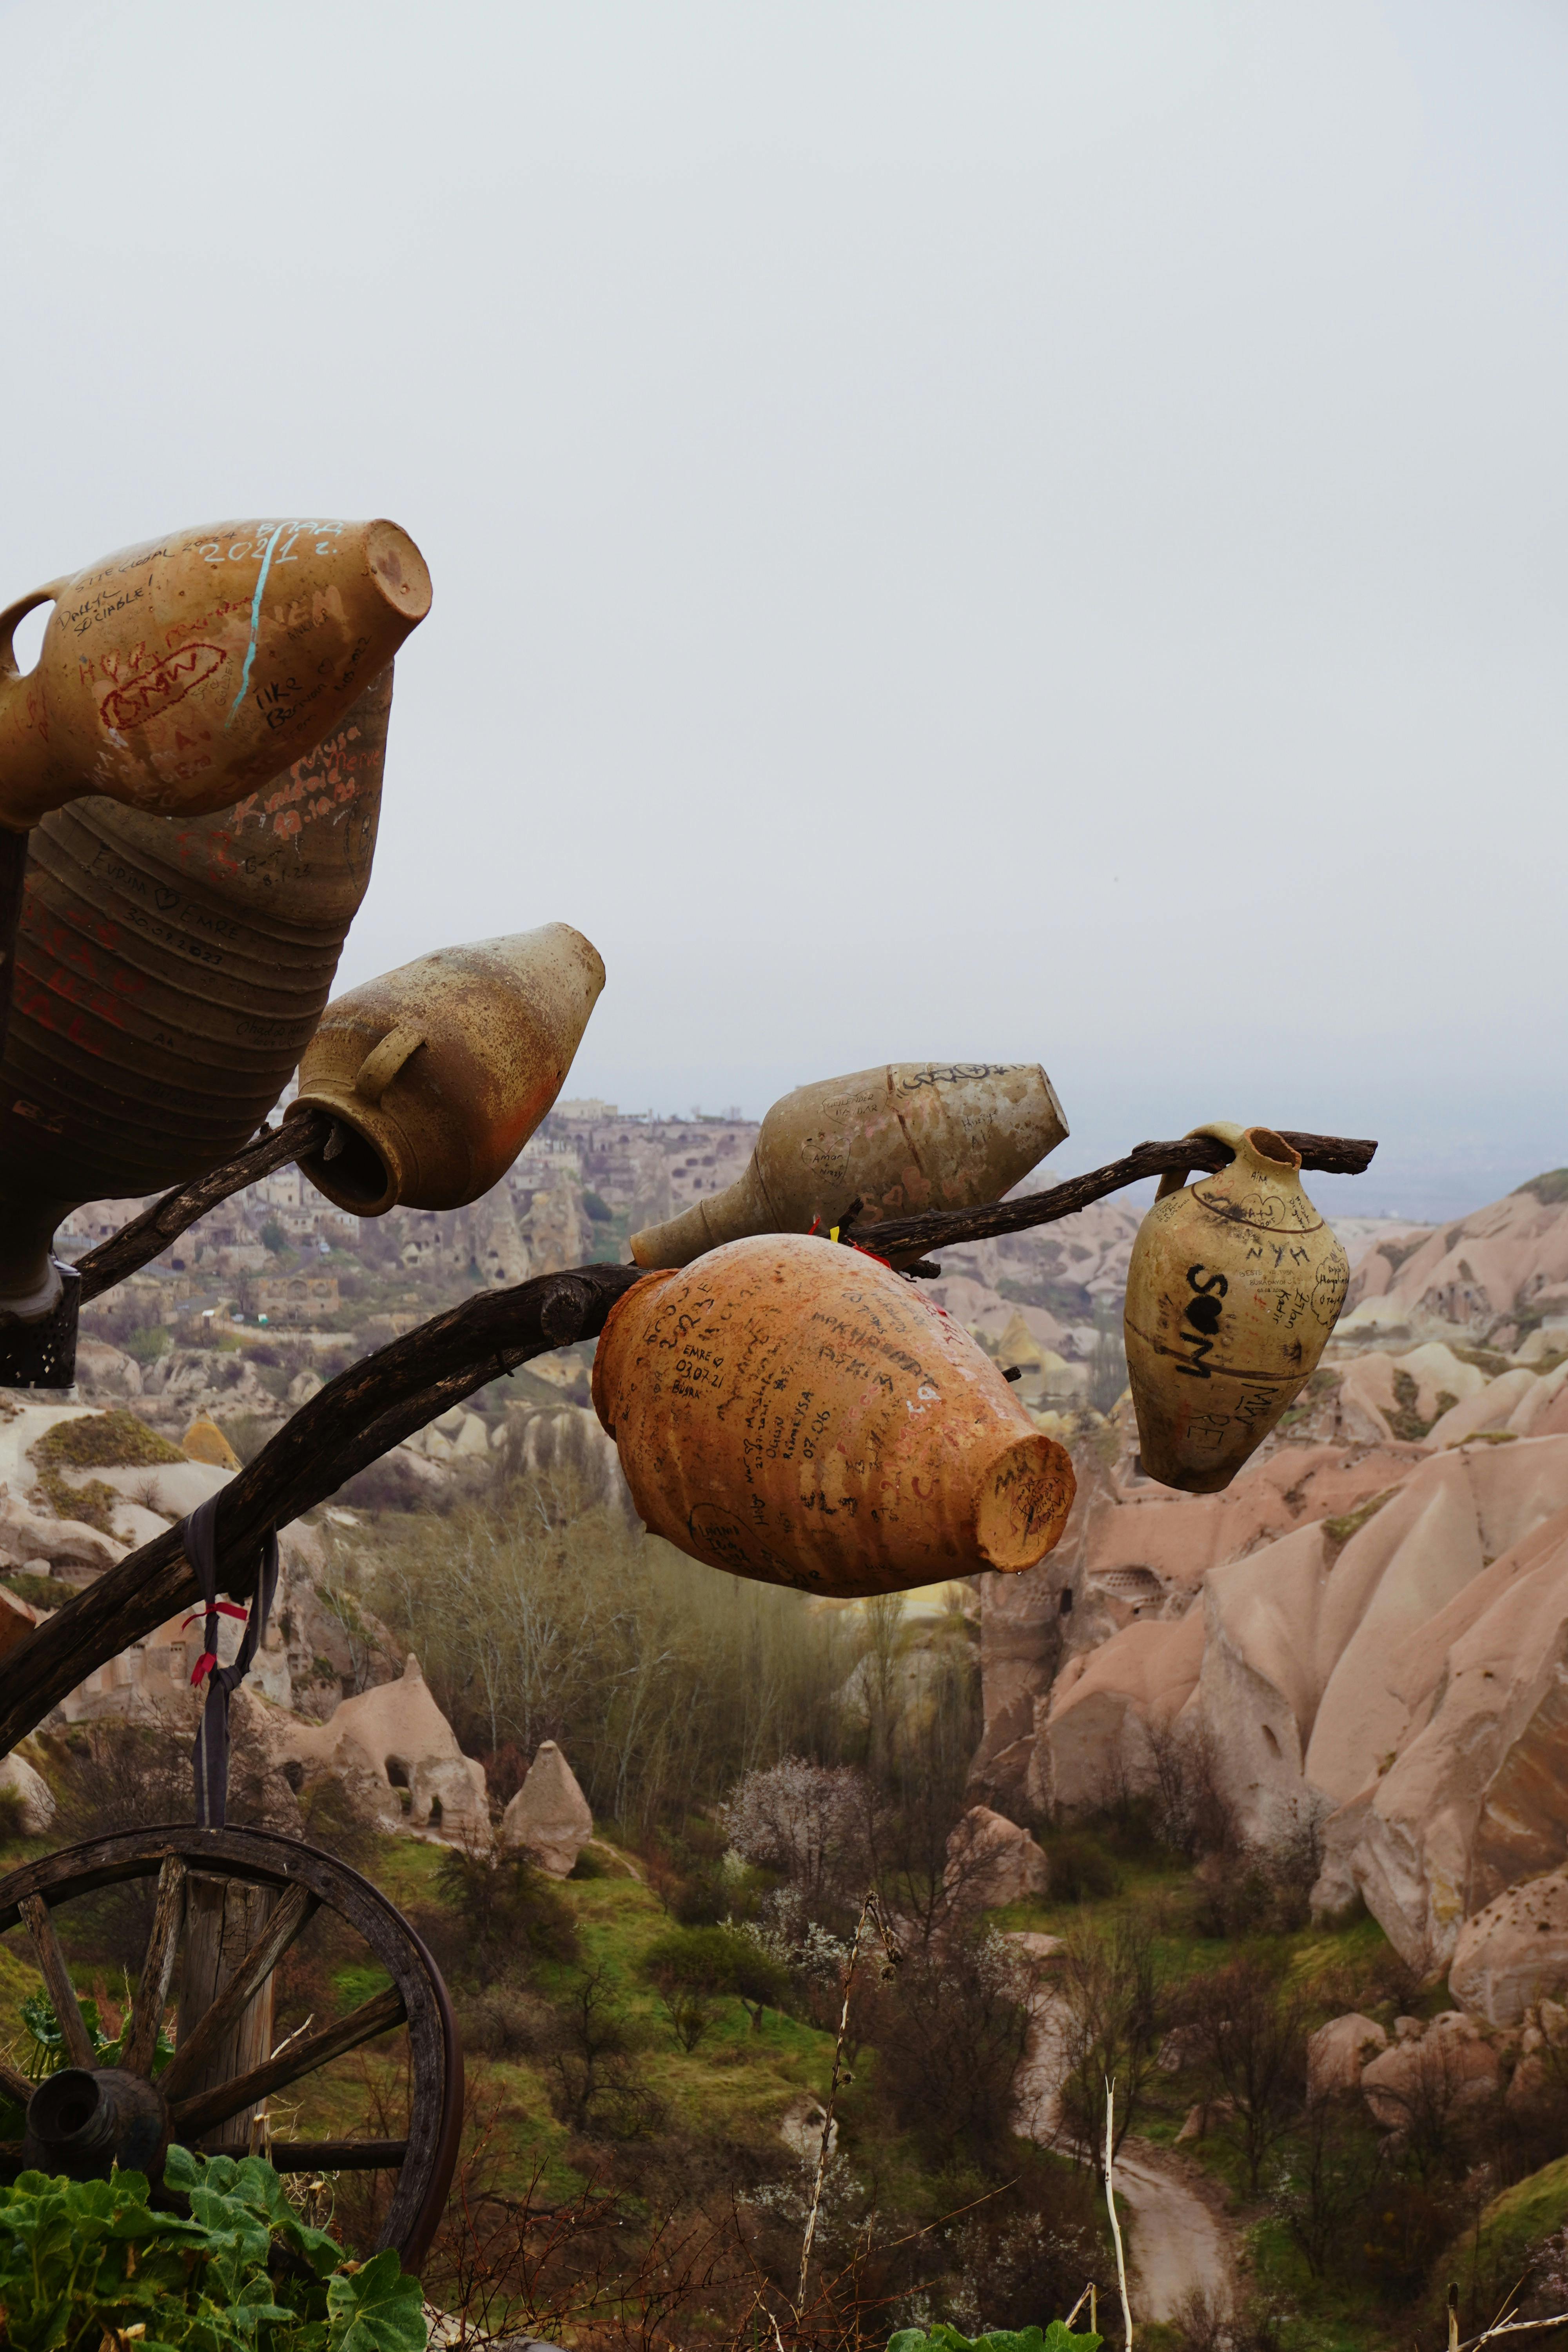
23,2064,169,2180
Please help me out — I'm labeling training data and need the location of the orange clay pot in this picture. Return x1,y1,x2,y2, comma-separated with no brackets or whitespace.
1123,1121,1350,1494
290,924,606,1214
592,1233,1075,1598
0,517,429,828
630,1060,1067,1268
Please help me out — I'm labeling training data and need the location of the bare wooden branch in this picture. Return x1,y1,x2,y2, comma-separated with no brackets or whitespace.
0,1261,645,1753
159,1882,316,2103
859,1128,1379,1264
0,2060,32,2109
170,1983,406,2139
20,1895,95,2070
122,1854,185,2076
74,1113,331,1304
269,2139,410,2172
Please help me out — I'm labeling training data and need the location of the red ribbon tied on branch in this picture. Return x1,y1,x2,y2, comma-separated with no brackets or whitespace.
182,1601,249,1688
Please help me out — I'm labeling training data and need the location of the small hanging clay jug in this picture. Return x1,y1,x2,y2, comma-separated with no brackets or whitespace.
0,517,430,829
592,1232,1075,1597
290,924,606,1214
1123,1122,1350,1494
0,666,397,1328
630,1060,1067,1268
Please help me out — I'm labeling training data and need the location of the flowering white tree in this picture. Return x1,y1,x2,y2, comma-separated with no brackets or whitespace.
719,1757,872,1898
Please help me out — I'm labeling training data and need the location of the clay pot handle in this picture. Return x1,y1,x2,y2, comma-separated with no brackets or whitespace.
353,1026,425,1105
1153,1118,1301,1201
0,583,62,684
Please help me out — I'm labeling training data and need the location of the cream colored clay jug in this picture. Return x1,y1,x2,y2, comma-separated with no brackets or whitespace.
630,1060,1067,1268
0,517,429,828
1123,1122,1349,1493
291,924,605,1214
593,1232,1076,1597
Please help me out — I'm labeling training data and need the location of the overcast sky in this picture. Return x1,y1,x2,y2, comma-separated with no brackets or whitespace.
2,2,1563,1218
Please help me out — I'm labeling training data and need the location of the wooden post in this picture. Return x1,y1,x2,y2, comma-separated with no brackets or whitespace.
177,1875,276,2154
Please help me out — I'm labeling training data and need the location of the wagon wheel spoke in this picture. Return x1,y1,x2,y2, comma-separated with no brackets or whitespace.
268,2139,409,2172
0,2059,32,2110
158,1883,317,2104
19,1895,94,2071
122,1855,185,2077
170,1984,407,2141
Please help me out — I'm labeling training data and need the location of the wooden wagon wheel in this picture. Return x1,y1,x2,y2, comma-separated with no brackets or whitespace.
0,1824,463,2271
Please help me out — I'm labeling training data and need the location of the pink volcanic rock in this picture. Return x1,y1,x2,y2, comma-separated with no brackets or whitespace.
1038,1609,1204,1812
1423,1371,1541,1450
1191,1437,1568,1858
1450,1871,1568,2026
944,1804,1051,1907
1317,1490,1568,1972
1342,1180,1568,1343
270,1655,488,1840
1336,1347,1490,1445
1360,2011,1500,2129
1307,2012,1389,2101
501,1740,593,1877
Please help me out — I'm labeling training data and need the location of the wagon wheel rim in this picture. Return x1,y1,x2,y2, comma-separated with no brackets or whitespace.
0,1824,463,2271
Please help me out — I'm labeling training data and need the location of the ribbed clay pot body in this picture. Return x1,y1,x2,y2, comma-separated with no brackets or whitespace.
291,923,606,1214
630,1060,1067,1269
0,517,429,828
1123,1122,1350,1495
592,1233,1076,1597
0,667,392,1311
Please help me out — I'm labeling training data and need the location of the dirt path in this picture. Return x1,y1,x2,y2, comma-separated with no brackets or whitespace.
1111,2138,1235,2325
1009,1974,1237,2325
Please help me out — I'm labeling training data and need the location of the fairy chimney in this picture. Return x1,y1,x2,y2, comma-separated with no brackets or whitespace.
501,1739,593,1877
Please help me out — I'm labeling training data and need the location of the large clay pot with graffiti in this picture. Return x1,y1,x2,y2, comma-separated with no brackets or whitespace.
630,1060,1067,1269
290,924,606,1215
0,668,396,1321
592,1233,1076,1597
0,517,430,829
1123,1122,1350,1494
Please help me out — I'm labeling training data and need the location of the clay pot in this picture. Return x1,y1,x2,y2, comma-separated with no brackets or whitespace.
0,666,397,1322
1123,1122,1350,1494
0,517,429,829
291,924,606,1215
592,1233,1075,1598
630,1060,1067,1269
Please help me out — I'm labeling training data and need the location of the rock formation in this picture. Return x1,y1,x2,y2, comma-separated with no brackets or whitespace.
944,1804,1050,1907
1449,1871,1568,2026
501,1740,593,1875
1307,2012,1388,2101
268,1655,488,1840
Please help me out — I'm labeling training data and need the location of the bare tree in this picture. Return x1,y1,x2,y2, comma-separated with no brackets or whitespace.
1058,1916,1168,2156
1181,1957,1307,2195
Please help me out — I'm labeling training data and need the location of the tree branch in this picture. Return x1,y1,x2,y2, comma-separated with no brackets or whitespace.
858,1128,1377,1264
0,1261,643,1753
74,1114,332,1303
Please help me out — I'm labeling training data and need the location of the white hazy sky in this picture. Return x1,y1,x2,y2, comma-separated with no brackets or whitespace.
1,2,1563,1219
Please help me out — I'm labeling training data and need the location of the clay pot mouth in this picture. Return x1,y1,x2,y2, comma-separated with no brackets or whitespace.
366,521,432,622
289,1103,399,1216
1245,1126,1301,1169
973,1432,1076,1572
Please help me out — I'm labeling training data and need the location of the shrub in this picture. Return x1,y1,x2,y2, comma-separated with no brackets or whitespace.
1040,1829,1120,1903
434,1840,579,1984
641,1923,792,2046
32,1408,185,1469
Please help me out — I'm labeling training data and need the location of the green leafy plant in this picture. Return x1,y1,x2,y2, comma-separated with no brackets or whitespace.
0,2145,426,2351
